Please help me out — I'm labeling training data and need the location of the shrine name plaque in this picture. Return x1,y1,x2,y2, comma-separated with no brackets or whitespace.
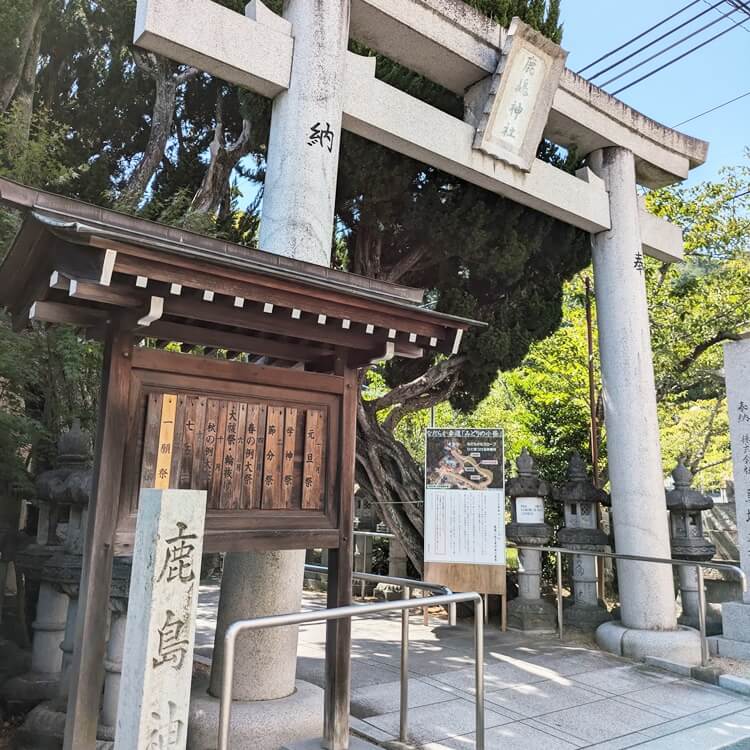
114,348,344,555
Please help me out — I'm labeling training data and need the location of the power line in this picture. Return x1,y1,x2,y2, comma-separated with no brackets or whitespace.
611,14,748,96
576,0,703,74
673,89,750,126
588,0,728,82
597,4,741,88
704,0,750,31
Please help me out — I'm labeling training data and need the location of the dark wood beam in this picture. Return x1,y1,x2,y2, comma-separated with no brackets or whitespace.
107,243,451,340
146,319,333,362
64,322,133,750
163,296,388,353
20,300,109,329
68,278,141,308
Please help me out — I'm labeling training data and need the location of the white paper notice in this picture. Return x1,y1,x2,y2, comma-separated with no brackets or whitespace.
424,489,505,565
516,496,544,524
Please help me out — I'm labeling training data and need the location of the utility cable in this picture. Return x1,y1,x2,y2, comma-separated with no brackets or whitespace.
611,14,748,96
588,0,728,82
576,0,703,74
673,89,750,126
720,0,750,27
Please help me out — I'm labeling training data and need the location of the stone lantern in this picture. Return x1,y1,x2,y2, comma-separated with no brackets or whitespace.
506,449,556,632
3,420,91,710
554,453,611,629
666,459,718,631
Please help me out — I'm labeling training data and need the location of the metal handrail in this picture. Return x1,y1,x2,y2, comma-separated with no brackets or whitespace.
304,563,452,595
353,530,396,539
218,591,485,750
512,543,747,666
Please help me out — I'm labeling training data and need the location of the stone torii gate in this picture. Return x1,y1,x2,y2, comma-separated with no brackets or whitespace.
129,0,708,742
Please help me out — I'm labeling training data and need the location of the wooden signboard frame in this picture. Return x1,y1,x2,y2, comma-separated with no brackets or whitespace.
115,347,345,554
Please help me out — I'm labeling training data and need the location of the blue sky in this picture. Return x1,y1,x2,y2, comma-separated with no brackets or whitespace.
560,0,750,185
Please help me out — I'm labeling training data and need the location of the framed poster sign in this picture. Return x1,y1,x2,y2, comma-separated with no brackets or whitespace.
424,428,506,566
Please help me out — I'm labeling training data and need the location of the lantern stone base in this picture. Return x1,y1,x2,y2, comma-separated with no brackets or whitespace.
374,583,407,601
0,670,60,711
0,638,30,681
596,621,702,665
678,603,723,635
14,700,113,749
187,676,324,750
506,597,557,633
708,601,750,660
565,601,611,631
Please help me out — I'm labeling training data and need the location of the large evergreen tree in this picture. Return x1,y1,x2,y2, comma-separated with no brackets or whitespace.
0,0,590,569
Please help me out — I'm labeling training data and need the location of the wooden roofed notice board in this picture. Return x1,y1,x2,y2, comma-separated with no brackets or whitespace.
424,428,507,625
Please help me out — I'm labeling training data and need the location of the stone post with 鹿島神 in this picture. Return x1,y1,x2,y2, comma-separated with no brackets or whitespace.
505,449,556,632
553,453,611,631
666,459,720,634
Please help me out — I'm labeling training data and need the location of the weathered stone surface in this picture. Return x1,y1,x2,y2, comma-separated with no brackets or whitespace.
596,621,702,665
115,489,207,750
187,676,323,750
721,601,750,643
709,635,750,660
506,596,557,633
207,549,306,702
724,338,750,605
259,0,350,265
591,147,677,634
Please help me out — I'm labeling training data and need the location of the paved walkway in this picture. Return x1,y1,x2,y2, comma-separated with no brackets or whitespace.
196,586,750,749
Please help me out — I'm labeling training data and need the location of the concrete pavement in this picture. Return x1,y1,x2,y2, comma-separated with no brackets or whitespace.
195,586,750,749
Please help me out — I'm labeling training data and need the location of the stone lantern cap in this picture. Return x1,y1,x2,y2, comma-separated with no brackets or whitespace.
506,449,552,545
552,452,609,507
665,458,713,512
506,448,550,498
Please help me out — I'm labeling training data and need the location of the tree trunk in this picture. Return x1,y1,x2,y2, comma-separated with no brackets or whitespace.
191,111,253,216
118,53,196,211
5,0,46,151
0,0,45,114
356,398,426,574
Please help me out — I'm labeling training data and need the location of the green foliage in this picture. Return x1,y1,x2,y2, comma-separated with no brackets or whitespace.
0,102,74,189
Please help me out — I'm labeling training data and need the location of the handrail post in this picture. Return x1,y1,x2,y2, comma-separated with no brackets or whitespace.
400,586,410,743
556,550,564,640
218,625,238,750
696,564,708,667
475,594,485,750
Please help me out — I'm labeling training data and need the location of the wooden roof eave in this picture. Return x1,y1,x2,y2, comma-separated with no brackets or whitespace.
0,181,484,368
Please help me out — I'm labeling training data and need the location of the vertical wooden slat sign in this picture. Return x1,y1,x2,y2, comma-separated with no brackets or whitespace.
139,393,329,514
262,406,285,509
154,394,177,489
302,409,325,510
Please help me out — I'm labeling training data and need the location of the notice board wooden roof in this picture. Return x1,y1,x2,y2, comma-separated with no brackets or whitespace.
0,178,482,371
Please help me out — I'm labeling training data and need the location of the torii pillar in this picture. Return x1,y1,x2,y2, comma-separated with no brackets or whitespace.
189,2,353,749
590,147,701,663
